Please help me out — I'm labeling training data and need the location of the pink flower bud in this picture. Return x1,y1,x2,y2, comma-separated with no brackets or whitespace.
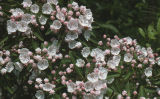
76,12,80,16
68,4,72,8
41,26,44,30
103,34,107,38
44,78,49,83
49,90,55,94
39,84,43,89
98,41,103,46
51,70,56,75
35,85,39,89
69,64,74,68
61,8,67,13
62,93,67,98
28,80,33,85
157,90,160,95
122,90,127,96
86,63,91,68
51,16,55,21
29,59,34,64
133,91,137,95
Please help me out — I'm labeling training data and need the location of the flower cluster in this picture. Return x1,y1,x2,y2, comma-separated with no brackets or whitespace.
7,0,93,49
1,0,160,99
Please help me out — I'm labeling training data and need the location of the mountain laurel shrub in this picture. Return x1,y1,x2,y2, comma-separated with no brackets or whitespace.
0,0,160,99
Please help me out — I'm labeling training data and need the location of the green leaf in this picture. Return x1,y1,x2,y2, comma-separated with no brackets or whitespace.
145,87,156,93
75,66,84,79
107,73,120,79
138,28,145,38
157,18,160,33
106,87,114,96
54,94,61,99
147,25,157,40
33,32,44,41
100,24,119,33
45,30,52,35
124,71,133,80
31,41,39,49
6,86,14,94
139,86,145,97
125,82,131,96
0,36,8,46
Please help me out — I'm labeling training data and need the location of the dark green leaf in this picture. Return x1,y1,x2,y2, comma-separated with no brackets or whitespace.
138,28,145,38
33,32,44,41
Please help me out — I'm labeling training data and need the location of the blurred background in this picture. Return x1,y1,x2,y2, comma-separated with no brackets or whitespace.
74,0,160,53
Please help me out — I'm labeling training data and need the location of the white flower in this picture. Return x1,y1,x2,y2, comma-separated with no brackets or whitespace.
42,3,53,15
19,48,29,54
25,27,32,35
36,78,42,84
94,80,107,91
84,30,91,41
87,72,99,83
141,47,148,57
47,44,57,57
113,55,121,66
19,53,30,64
39,15,47,25
90,48,103,57
67,82,76,93
22,0,32,7
76,59,85,67
5,62,14,73
37,59,49,70
14,62,23,71
72,2,79,10
43,83,54,92
65,32,78,41
107,60,116,69
17,21,28,32
68,40,81,49
84,9,92,20
30,4,39,14
90,48,105,62
98,67,108,80
111,47,120,55
7,20,17,34
56,12,65,21
22,14,32,24
50,20,62,30
68,41,77,49
78,15,91,28
125,37,132,45
84,81,94,92
67,19,78,31
124,53,133,62
35,90,44,99
81,47,90,58
12,8,24,17
107,78,114,84
47,0,58,5
83,94,95,99
110,39,120,48
1,68,7,74
0,56,3,64
157,58,160,65
96,94,104,99
144,67,152,77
